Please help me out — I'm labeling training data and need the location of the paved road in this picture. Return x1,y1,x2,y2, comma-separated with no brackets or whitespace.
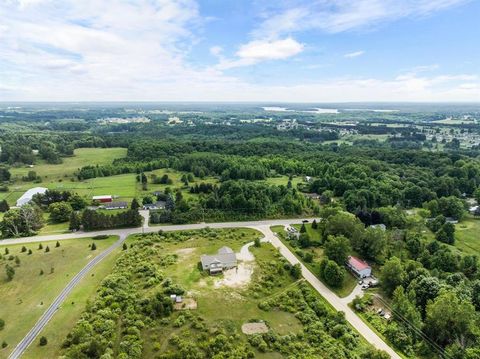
253,225,401,359
4,217,399,358
7,234,127,359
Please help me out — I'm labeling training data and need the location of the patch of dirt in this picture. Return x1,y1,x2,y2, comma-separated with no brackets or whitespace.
214,263,254,288
175,247,195,258
174,298,197,310
241,322,269,335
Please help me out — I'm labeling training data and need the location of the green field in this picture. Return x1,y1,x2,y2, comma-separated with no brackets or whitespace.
3,148,127,206
0,236,118,358
23,244,123,359
455,217,480,255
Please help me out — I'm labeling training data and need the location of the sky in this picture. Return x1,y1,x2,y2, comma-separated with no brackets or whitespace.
0,0,479,102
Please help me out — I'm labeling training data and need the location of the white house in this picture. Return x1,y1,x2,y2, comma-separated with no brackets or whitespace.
347,256,372,278
16,187,48,207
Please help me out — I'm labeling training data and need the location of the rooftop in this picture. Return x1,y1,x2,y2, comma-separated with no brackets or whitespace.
348,256,370,271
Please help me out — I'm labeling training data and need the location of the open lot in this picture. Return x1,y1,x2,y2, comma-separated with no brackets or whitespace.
0,236,117,358
455,217,480,255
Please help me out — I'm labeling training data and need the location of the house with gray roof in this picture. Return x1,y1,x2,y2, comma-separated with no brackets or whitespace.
200,246,237,274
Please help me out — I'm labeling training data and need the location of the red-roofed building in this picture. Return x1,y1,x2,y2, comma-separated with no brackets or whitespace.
347,256,371,278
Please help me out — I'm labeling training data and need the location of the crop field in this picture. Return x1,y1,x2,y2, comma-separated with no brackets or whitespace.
0,236,118,358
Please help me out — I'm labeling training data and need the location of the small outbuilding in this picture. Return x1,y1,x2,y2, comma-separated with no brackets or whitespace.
347,256,372,278
16,187,48,207
93,195,112,203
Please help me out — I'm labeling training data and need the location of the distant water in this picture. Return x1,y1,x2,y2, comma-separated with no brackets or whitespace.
262,106,339,114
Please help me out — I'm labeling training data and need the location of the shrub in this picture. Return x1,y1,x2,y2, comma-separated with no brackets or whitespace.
93,235,109,240
39,336,48,346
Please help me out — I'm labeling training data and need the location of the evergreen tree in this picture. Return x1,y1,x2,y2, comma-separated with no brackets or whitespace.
69,211,81,231
28,249,32,255
5,264,15,281
122,243,128,250
91,242,97,251
0,200,9,213
38,243,43,250
45,246,50,253
300,223,307,233
55,241,60,248
311,219,318,229
131,198,140,211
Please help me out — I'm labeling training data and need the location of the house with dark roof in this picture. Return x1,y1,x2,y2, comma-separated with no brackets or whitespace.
102,201,128,210
347,256,372,278
200,246,237,274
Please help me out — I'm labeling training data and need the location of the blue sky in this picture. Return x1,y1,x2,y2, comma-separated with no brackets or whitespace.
0,0,478,101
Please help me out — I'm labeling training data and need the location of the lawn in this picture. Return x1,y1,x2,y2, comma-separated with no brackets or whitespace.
455,217,480,255
271,224,357,298
0,236,118,358
23,244,123,359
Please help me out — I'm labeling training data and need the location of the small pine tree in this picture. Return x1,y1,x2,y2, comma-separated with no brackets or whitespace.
254,238,261,247
45,246,50,253
4,248,9,255
312,219,318,229
91,242,97,251
50,267,54,274
300,223,307,233
55,241,60,248
28,249,32,255
14,256,20,266
122,243,128,250
1,341,7,348
21,246,27,253
38,243,43,250
39,336,48,346
40,269,44,275
5,264,15,281
131,198,140,211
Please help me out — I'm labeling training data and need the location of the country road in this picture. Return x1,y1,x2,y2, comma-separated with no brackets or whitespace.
3,218,399,359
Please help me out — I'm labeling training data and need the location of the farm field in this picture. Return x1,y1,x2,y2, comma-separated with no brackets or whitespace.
23,244,123,359
0,236,118,358
2,148,128,206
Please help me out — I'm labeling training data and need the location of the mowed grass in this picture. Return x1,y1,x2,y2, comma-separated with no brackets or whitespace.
140,228,304,357
455,217,480,255
23,245,123,359
9,148,127,181
271,224,357,298
3,148,128,206
0,236,117,358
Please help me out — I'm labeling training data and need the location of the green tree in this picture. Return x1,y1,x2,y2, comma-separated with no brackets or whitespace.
0,205,44,237
122,242,128,251
0,200,10,213
300,223,306,233
68,211,81,231
391,286,422,335
45,246,50,253
380,257,405,297
320,259,345,287
425,291,475,347
357,227,386,261
290,263,301,279
55,241,60,248
91,242,97,251
131,198,140,210
49,202,73,223
5,264,15,281
435,222,455,244
324,235,351,265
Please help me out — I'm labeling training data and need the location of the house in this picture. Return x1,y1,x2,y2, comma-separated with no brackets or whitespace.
347,256,372,278
142,201,166,210
304,176,312,182
200,246,237,274
102,201,128,210
370,224,386,231
92,195,112,203
469,205,478,214
16,187,48,207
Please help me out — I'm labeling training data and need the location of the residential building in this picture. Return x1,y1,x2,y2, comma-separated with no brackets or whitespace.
200,246,237,274
347,256,372,278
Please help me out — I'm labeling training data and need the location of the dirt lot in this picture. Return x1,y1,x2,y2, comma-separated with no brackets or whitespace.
241,322,269,335
174,298,197,310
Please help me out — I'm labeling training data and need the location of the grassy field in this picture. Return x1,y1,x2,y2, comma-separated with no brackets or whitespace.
0,236,117,358
23,244,123,359
271,224,357,298
455,217,480,255
2,148,127,206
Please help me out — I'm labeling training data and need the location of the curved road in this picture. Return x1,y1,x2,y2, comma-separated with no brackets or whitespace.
4,218,399,359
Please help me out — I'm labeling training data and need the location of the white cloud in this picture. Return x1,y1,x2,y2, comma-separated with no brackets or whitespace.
253,0,468,37
237,38,304,61
344,50,365,58
210,46,223,57
217,38,304,69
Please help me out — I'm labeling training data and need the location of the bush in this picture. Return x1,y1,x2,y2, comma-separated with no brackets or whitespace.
39,336,48,346
93,234,109,240
91,242,97,250
0,318,5,330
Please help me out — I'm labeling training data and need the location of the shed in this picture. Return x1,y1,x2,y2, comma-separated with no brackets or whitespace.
92,195,112,203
